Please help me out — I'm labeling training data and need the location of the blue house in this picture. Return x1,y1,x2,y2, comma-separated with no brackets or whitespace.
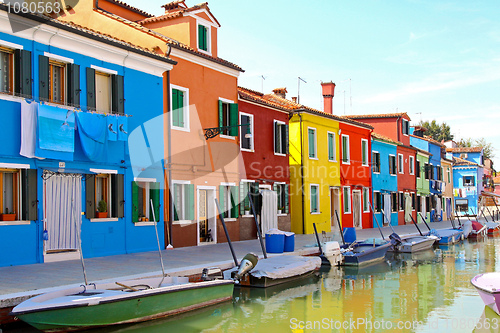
371,133,399,227
446,147,484,216
0,10,175,267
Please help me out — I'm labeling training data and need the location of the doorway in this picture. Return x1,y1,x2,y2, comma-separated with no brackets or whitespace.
353,190,362,228
330,187,341,232
198,187,216,245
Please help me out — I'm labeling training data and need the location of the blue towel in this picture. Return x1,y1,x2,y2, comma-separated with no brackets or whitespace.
117,116,128,141
107,115,118,141
37,104,75,153
76,112,107,161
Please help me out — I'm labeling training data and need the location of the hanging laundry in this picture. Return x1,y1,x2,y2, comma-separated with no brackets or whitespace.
117,116,128,141
35,103,75,160
20,100,37,158
107,115,118,141
76,112,107,161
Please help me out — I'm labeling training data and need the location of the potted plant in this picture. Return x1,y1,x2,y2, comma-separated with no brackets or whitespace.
96,200,108,218
0,207,16,221
278,206,284,215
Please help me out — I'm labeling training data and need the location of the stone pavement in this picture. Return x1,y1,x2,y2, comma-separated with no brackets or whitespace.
0,219,475,307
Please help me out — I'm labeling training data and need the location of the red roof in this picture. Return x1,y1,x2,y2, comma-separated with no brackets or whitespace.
140,2,221,27
453,156,478,166
103,0,154,18
371,132,401,145
346,112,411,121
446,147,483,153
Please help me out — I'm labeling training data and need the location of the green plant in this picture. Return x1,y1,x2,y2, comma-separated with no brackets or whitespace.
97,200,107,213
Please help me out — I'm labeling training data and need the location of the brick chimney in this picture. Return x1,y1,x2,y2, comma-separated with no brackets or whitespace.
272,87,287,99
321,81,336,114
291,97,297,103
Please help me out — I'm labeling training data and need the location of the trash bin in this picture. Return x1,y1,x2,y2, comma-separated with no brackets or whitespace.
284,232,295,252
343,227,356,244
265,229,285,253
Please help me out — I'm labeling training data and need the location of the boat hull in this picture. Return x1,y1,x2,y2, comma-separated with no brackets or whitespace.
342,242,391,266
237,270,317,288
435,229,464,245
391,236,436,253
471,273,500,316
12,279,234,332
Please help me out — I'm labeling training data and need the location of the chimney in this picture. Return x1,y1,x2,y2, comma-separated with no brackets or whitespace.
321,81,336,114
272,87,287,99
291,97,297,103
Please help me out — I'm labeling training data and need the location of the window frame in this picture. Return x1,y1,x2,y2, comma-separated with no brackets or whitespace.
398,153,404,174
361,139,369,166
391,192,398,213
219,97,237,139
240,112,254,152
220,182,238,220
389,154,397,175
171,84,190,132
341,134,350,164
310,184,320,214
308,127,317,160
327,131,336,162
274,182,288,215
0,46,14,95
362,187,370,213
402,119,409,136
343,186,351,214
374,191,382,213
398,191,404,211
43,52,75,105
173,180,192,222
197,22,211,55
86,170,123,221
409,156,414,175
372,151,380,173
132,178,161,225
274,120,288,156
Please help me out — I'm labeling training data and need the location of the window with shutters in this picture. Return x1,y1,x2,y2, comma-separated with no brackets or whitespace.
402,119,410,135
398,153,404,174
197,23,210,53
374,192,382,212
363,187,370,212
311,184,320,214
39,54,79,106
412,193,416,210
424,163,430,179
86,173,124,220
274,120,288,155
219,98,238,137
274,182,289,214
173,181,194,221
48,60,65,104
342,186,351,214
409,156,414,175
240,112,253,151
0,168,37,222
0,47,14,95
391,192,398,212
171,85,189,130
220,184,238,219
240,180,257,215
389,155,397,175
132,180,160,223
399,192,404,211
327,132,336,162
372,151,380,173
341,135,350,164
361,139,368,166
0,42,32,98
308,128,317,159
86,66,123,114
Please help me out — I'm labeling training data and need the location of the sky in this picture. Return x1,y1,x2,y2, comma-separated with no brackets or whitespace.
125,0,500,166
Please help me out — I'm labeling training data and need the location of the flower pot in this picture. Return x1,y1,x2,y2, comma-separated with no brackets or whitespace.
278,210,282,215
245,210,250,216
96,212,107,218
0,213,16,221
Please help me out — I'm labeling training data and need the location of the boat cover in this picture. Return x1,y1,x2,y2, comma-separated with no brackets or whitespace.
462,220,472,238
227,256,321,280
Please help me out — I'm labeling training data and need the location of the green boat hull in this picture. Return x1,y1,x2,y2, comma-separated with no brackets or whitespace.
16,281,234,332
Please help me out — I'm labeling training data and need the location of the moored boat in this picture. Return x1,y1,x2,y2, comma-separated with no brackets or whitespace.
468,221,488,239
389,235,439,253
485,222,500,236
341,239,392,266
471,272,500,316
10,276,234,332
431,228,464,245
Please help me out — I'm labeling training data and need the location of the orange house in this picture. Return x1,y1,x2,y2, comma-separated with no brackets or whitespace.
58,0,244,247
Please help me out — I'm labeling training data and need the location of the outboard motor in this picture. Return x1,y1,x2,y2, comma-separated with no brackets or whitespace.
389,233,403,247
233,253,258,280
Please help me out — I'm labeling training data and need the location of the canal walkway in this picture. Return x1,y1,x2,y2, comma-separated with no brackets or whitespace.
0,219,476,310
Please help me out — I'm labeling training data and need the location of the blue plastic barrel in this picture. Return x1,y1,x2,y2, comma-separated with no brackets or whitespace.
430,209,436,222
265,234,285,253
343,227,357,244
284,233,295,252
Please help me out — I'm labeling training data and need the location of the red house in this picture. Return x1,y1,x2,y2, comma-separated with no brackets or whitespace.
346,113,417,225
237,87,291,238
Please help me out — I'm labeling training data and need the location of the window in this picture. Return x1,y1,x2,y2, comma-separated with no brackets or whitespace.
327,132,336,161
391,192,398,212
40,54,79,106
171,86,189,130
173,182,194,221
85,174,124,219
0,47,13,94
343,186,351,214
0,168,37,222
389,155,396,175
0,43,32,98
310,184,319,213
424,163,430,179
399,192,404,211
239,180,258,215
274,121,288,155
447,169,451,183
132,180,160,222
463,176,475,187
416,160,421,179
363,187,370,212
436,166,442,181
86,67,124,114
198,24,209,52
409,156,414,175
361,139,368,166
220,184,238,219
429,165,435,180
412,193,416,210
219,99,238,137
417,195,421,212
402,119,409,135
274,183,289,214
239,113,253,150
372,151,380,173
374,192,382,212
341,135,350,163
308,128,316,158
398,154,404,174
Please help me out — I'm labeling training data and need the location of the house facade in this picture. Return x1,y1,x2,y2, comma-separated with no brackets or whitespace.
440,157,454,220
415,150,431,223
0,7,175,267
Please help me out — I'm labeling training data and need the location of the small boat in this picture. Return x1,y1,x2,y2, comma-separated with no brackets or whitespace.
432,228,464,245
10,276,234,332
340,238,392,266
389,235,439,253
320,241,343,266
468,221,488,239
471,272,500,316
485,222,500,236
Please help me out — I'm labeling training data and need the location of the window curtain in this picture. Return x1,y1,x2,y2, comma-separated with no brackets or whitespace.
261,189,278,234
44,173,82,251
404,194,412,223
383,193,391,225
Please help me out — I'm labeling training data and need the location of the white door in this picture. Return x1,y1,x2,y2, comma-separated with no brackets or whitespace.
43,172,82,262
330,187,341,232
197,187,216,245
353,191,362,228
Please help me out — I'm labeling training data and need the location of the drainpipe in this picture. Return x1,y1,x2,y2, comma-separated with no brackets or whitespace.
298,112,305,234
167,70,173,247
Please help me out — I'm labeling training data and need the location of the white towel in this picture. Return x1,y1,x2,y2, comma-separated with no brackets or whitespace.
20,100,37,158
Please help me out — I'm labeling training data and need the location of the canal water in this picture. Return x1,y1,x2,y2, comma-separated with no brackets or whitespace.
8,237,500,332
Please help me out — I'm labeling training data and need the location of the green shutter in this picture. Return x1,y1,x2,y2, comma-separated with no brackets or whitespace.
86,67,96,110
185,184,194,220
342,137,348,162
178,90,184,127
132,181,139,222
218,100,223,127
85,175,95,219
198,25,207,51
285,184,289,214
311,186,317,212
172,89,180,127
219,185,226,217
240,181,249,215
112,174,124,218
21,169,37,221
229,103,239,136
67,63,80,107
112,74,124,115
15,49,32,98
38,55,49,101
230,186,239,218
274,122,279,153
308,129,315,158
284,124,289,154
362,141,367,164
173,184,179,221
150,182,161,222
328,133,334,160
